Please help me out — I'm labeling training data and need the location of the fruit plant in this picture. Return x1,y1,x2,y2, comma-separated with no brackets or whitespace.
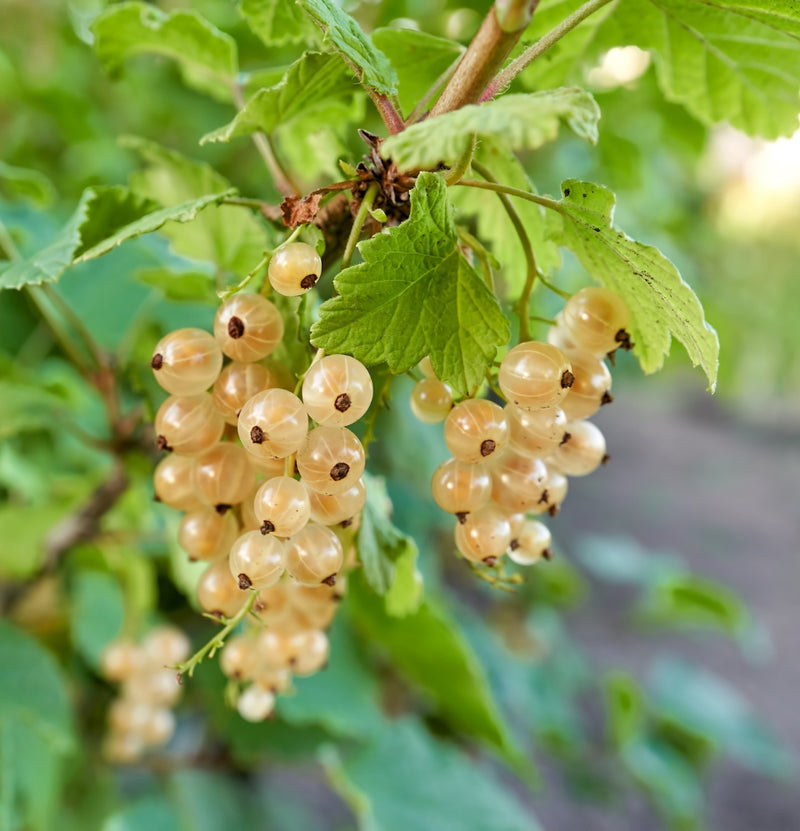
0,1,797,829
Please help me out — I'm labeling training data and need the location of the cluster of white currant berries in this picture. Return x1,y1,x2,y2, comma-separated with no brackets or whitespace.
149,241,373,722
100,626,191,762
409,286,630,568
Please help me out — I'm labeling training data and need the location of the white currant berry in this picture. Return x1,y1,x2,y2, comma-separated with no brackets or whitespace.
443,399,508,464
548,420,607,476
291,630,329,677
155,393,225,456
237,388,308,461
454,504,513,564
100,639,143,682
212,361,276,425
284,522,344,586
237,684,276,722
508,519,552,566
560,348,612,420
153,454,203,511
490,451,549,513
430,457,492,516
498,341,574,411
229,530,285,591
150,328,222,396
196,558,247,618
220,635,257,680
214,293,284,362
253,476,311,537
410,378,453,424
306,478,366,526
506,404,568,457
194,442,255,510
142,625,191,667
296,426,365,495
302,354,373,427
563,286,630,354
178,507,239,562
268,242,322,297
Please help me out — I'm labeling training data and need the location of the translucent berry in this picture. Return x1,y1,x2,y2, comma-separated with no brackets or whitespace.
508,519,552,565
214,293,284,362
150,328,222,396
196,558,246,618
307,478,366,526
140,708,176,747
285,523,344,585
142,625,191,666
431,457,492,515
296,426,365,495
498,341,573,412
220,635,256,680
410,378,453,424
253,666,292,694
547,311,581,353
178,507,239,562
212,361,276,425
153,454,203,511
100,639,143,682
253,476,311,537
506,404,568,457
268,242,322,297
229,530,285,591
255,628,296,669
302,354,373,427
237,684,276,722
292,630,329,677
454,504,513,564
154,393,224,456
490,451,548,513
563,286,630,354
560,349,612,420
194,442,255,509
548,420,607,476
237,388,308,461
443,399,508,464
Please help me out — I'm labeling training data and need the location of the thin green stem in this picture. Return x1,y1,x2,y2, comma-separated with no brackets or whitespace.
443,134,477,186
470,161,538,341
455,177,560,212
231,83,299,197
368,91,406,135
0,217,21,261
25,286,94,375
220,254,270,300
539,276,571,300
484,368,504,400
457,226,495,293
41,283,104,370
484,0,615,99
341,182,380,270
172,591,258,679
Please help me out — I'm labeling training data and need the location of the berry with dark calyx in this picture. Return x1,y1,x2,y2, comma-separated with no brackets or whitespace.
237,388,308,461
237,684,276,722
296,426,365,495
559,348,613,420
285,522,344,585
563,286,630,355
307,479,367,526
506,404,568,457
508,519,552,566
154,393,225,457
253,476,311,538
214,293,284,362
454,504,513,564
196,558,247,618
490,451,548,513
229,530,285,591
268,242,322,297
547,420,607,476
219,635,256,681
193,442,255,509
443,399,509,464
301,354,373,427
498,341,574,412
178,507,239,562
150,328,223,396
431,457,492,515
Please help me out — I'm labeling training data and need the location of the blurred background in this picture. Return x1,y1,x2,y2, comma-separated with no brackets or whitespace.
1,1,798,829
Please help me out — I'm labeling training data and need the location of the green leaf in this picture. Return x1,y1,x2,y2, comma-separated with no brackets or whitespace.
0,621,73,749
603,671,645,748
649,657,796,779
278,618,383,738
69,570,124,671
551,180,719,389
91,2,238,101
347,572,522,764
311,172,510,396
297,0,398,97
168,770,255,831
621,737,704,829
325,718,540,831
0,161,56,207
0,379,71,440
451,138,562,296
102,797,182,831
356,473,422,615
201,52,358,144
371,28,464,115
136,267,218,304
636,572,751,639
0,187,234,290
616,0,800,139
239,0,317,46
381,89,600,171
122,136,272,275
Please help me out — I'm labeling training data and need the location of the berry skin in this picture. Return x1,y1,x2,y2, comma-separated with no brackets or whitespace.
508,519,552,565
214,293,284,362
100,639,143,682
454,504,513,564
431,458,492,516
154,393,224,456
307,479,366,526
498,341,573,411
196,558,247,618
302,354,373,427
237,684,276,722
229,530,285,591
153,454,203,511
410,378,453,424
178,508,239,562
219,635,256,680
285,523,344,585
490,451,548,513
268,242,322,297
443,399,509,464
292,630,329,676
150,328,223,396
193,442,255,509
506,404,568,457
237,388,308,461
253,476,311,537
212,361,276,425
563,286,630,354
559,349,612,420
547,420,607,476
142,626,191,666
296,426,365,495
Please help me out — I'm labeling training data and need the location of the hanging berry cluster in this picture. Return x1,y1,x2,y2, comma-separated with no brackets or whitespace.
146,241,372,722
411,286,630,570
